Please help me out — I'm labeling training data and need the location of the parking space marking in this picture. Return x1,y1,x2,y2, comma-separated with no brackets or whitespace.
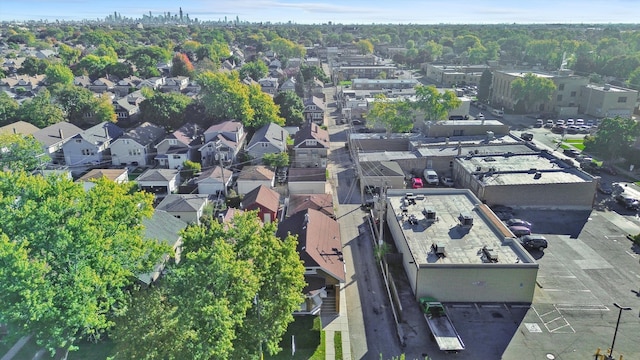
625,250,637,258
532,305,576,334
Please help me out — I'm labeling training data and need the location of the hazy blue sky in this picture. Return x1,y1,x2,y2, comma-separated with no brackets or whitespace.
0,0,637,24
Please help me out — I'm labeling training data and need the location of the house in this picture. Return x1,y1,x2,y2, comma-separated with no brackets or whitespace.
32,122,83,164
73,75,92,88
161,76,189,93
258,77,279,95
113,94,145,125
291,122,330,168
136,168,181,196
62,122,123,172
240,185,280,223
155,123,204,169
287,193,334,218
236,165,275,196
137,77,166,90
156,194,209,225
76,168,128,191
88,77,115,93
138,210,187,285
114,76,142,96
195,166,233,195
0,121,39,136
309,78,325,99
303,96,326,125
358,161,406,193
279,78,296,93
276,208,345,314
288,167,327,194
110,122,166,167
198,120,246,167
245,122,287,165
0,74,45,93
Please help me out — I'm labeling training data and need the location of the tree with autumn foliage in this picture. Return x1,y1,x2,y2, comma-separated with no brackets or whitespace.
171,52,194,77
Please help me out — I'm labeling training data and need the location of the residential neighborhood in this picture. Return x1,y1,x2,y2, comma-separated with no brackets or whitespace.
1,9,640,360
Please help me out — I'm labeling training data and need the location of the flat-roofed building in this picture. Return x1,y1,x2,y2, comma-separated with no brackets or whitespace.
386,188,538,302
454,151,597,209
333,65,396,81
351,78,418,90
578,83,638,118
422,64,490,87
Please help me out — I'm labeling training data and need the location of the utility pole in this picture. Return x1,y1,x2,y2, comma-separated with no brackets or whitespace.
377,184,387,246
216,153,228,198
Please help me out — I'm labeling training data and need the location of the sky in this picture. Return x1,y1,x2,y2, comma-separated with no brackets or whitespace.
0,0,637,24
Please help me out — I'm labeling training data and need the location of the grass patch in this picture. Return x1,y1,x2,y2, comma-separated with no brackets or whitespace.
338,80,352,86
266,316,323,360
334,331,343,360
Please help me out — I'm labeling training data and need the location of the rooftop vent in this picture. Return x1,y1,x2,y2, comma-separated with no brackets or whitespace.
534,172,542,179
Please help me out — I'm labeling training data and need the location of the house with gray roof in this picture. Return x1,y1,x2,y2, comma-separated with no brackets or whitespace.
156,194,209,225
61,122,123,172
292,122,330,168
32,122,83,164
198,120,246,168
138,210,188,285
110,122,166,167
303,96,326,125
245,122,287,165
155,122,204,169
136,168,181,195
0,121,39,136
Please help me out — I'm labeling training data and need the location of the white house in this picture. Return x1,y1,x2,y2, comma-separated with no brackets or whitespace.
198,120,246,168
156,194,209,225
155,123,204,169
110,122,166,167
62,122,123,172
195,166,233,195
136,168,181,196
236,165,275,196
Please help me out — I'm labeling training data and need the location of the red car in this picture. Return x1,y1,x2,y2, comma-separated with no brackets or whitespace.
411,177,423,189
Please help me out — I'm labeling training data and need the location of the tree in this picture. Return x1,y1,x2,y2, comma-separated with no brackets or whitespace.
0,92,19,126
75,54,115,79
181,160,201,179
300,64,329,84
510,73,556,113
128,46,171,78
627,66,640,90
268,37,306,59
356,39,374,55
477,69,493,103
57,43,81,66
247,84,285,129
262,152,289,168
94,93,117,123
18,56,50,76
45,63,74,86
366,95,415,135
52,84,97,125
274,90,304,126
197,71,254,125
584,116,639,162
294,72,305,98
17,89,65,128
171,53,194,77
0,173,168,357
112,211,305,360
239,61,268,82
0,133,49,172
139,91,193,130
413,85,462,121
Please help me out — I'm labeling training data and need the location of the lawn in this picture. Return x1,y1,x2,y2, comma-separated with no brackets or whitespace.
334,331,343,360
266,315,323,360
564,139,585,150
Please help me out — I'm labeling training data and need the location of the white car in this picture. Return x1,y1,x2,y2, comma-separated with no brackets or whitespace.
556,119,565,126
477,113,485,120
575,118,584,125
566,118,575,125
440,176,454,187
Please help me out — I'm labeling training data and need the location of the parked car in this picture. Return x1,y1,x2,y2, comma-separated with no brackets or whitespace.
597,182,613,195
506,218,532,229
519,235,548,251
551,125,566,134
491,109,504,118
586,119,595,126
490,204,513,220
411,177,424,189
575,118,585,125
556,119,565,126
563,149,580,157
509,225,532,237
545,119,555,128
351,119,364,126
566,118,575,126
521,132,534,141
566,125,579,134
535,119,544,127
601,165,618,175
615,193,639,210
477,113,485,120
440,176,454,187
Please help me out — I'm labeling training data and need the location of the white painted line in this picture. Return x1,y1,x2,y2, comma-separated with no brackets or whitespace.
543,289,591,292
544,316,563,324
625,250,637,258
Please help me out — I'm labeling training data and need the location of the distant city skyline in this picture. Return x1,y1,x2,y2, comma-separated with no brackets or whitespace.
0,0,637,24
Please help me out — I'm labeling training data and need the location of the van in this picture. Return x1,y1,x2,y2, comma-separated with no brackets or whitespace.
423,169,439,185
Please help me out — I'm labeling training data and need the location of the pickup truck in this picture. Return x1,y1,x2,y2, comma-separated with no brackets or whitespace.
419,297,465,352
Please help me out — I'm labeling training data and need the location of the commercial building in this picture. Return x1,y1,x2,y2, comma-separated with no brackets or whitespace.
578,83,638,118
422,64,490,87
385,188,538,302
453,149,597,209
491,70,588,116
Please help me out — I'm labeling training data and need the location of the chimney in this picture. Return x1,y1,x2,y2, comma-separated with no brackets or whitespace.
104,125,109,140
12,128,17,134
59,128,64,139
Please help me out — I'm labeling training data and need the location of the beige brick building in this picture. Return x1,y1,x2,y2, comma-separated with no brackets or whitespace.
578,84,638,118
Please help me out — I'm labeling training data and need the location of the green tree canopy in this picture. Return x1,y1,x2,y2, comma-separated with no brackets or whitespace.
510,73,556,113
247,84,285,129
0,92,19,126
268,37,306,59
112,211,305,360
45,63,74,86
273,90,305,126
57,43,81,66
18,56,50,76
262,152,290,168
413,85,462,121
356,39,374,54
139,90,193,130
584,116,639,162
0,133,49,172
0,173,168,357
366,94,415,135
477,69,493,103
239,60,268,82
171,53,194,77
197,71,254,125
127,46,171,78
17,89,65,128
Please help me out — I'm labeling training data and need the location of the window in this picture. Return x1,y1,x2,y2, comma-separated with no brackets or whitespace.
75,139,82,143
169,139,178,145
558,84,565,91
570,91,576,97
556,94,563,102
306,139,317,146
172,155,181,159
618,97,627,103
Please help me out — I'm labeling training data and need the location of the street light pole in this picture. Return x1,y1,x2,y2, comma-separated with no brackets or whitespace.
607,303,632,360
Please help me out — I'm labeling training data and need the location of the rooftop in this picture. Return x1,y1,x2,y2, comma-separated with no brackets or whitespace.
387,189,534,266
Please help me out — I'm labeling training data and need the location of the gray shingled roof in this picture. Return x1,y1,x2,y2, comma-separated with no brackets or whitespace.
136,169,179,182
122,122,166,146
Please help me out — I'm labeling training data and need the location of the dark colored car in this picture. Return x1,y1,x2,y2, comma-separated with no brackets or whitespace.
597,182,613,195
563,148,580,157
521,132,534,141
506,218,532,229
615,194,639,210
601,165,618,175
509,225,532,237
520,235,548,251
